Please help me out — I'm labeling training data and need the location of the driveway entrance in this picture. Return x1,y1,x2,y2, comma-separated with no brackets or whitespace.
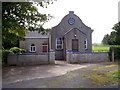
3,62,118,88
55,60,67,64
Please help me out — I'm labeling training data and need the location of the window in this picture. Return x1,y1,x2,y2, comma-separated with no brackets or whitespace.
30,44,36,52
84,39,87,49
42,44,48,53
56,38,63,49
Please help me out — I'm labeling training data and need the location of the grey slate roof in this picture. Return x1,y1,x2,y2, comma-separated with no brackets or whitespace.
25,31,49,38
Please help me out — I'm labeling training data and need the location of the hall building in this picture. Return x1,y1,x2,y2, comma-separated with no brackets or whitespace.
20,11,93,60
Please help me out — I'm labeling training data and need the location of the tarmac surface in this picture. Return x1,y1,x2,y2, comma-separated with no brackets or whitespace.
2,61,119,88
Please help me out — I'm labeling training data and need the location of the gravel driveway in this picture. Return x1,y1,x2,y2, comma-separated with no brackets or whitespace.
2,61,119,88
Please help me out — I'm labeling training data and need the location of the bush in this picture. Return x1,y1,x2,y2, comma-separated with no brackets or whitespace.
20,49,27,53
109,46,120,61
10,47,27,54
10,47,21,54
2,47,27,65
2,49,14,65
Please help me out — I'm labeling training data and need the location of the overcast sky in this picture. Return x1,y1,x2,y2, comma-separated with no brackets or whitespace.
38,0,119,44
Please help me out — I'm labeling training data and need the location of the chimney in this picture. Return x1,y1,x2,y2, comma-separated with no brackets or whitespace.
69,11,74,14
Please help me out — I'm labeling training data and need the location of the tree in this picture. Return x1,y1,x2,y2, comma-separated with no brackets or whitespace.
102,22,120,45
102,34,110,45
102,31,117,45
108,31,117,45
2,1,55,49
112,22,120,45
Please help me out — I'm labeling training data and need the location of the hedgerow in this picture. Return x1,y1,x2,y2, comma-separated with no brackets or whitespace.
2,47,27,66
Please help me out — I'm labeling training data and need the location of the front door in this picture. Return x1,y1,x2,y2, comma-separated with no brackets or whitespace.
72,39,78,51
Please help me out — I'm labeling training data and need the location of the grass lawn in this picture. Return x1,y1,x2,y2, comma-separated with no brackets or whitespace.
84,64,119,87
92,45,120,52
86,70,119,86
92,45,110,52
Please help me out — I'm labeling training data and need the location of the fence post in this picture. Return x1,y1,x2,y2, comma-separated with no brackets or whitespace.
112,47,114,62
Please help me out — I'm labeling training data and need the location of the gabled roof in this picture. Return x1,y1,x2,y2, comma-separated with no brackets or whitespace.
52,11,92,30
25,31,49,38
64,28,86,36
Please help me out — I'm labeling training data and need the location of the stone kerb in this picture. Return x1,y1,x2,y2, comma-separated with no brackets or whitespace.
49,50,55,64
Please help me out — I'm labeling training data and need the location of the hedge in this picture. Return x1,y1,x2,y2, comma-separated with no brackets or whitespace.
2,49,14,65
2,47,27,65
109,46,120,61
10,47,27,54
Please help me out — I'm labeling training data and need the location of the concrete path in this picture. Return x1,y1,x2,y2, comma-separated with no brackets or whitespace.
2,61,119,88
2,61,88,85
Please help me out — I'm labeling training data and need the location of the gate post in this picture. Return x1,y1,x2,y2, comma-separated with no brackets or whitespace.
112,47,114,62
49,50,55,64
66,50,73,63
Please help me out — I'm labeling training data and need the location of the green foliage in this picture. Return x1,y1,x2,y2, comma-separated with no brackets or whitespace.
93,45,120,61
102,22,120,45
102,34,110,45
20,49,28,53
2,1,54,49
108,31,117,45
10,47,27,54
2,47,27,65
85,70,118,86
113,69,120,79
2,49,14,65
102,32,117,45
92,45,110,52
109,46,120,61
112,22,120,45
35,0,57,8
10,47,21,54
3,38,19,49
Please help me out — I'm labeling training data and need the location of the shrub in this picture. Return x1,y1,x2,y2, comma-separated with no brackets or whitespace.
109,46,120,61
20,49,27,53
10,47,21,54
2,49,14,65
2,47,27,65
10,47,27,54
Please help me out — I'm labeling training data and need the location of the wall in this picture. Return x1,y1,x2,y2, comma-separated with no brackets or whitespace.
66,51,109,63
7,50,110,65
7,51,55,65
20,38,49,53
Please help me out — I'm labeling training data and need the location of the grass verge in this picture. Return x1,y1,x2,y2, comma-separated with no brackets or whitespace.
85,70,119,86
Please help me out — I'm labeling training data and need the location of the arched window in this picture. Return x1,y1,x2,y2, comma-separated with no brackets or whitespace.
30,44,36,52
56,38,63,49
